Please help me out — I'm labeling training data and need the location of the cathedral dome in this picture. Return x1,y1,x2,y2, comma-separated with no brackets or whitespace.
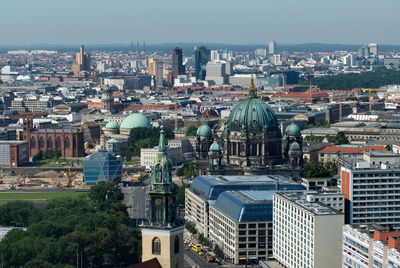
285,123,301,137
120,113,151,129
226,98,278,132
289,141,301,151
209,141,221,152
105,121,119,129
196,124,212,137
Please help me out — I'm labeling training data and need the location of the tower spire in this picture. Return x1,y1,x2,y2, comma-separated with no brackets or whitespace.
158,126,166,152
248,76,257,98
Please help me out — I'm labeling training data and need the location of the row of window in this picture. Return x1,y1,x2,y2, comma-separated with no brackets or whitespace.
30,136,71,149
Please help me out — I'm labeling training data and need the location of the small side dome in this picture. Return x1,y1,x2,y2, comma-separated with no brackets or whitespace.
289,141,301,151
120,113,152,129
196,124,212,137
209,141,221,152
286,123,301,137
105,121,119,129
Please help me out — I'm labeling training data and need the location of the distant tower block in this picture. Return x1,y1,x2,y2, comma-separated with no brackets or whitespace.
268,40,278,54
71,45,91,73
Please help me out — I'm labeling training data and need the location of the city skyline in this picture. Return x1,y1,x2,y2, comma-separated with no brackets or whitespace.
1,0,400,45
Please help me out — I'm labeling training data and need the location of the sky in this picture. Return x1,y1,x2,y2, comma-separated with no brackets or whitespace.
1,0,400,46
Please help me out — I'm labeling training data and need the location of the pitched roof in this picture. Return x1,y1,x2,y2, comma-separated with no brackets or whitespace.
319,145,387,154
129,258,162,268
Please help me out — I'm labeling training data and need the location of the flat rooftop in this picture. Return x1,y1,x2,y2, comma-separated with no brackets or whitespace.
277,192,342,216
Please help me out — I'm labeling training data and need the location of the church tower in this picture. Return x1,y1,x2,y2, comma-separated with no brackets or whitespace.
141,128,184,268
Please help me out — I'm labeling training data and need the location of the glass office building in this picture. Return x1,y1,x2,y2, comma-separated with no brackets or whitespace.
83,150,122,186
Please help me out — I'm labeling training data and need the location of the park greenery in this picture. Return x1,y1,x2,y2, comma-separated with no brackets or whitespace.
304,135,349,145
32,149,62,161
308,67,400,90
303,161,338,178
176,161,197,179
119,127,174,160
185,125,198,136
0,182,141,268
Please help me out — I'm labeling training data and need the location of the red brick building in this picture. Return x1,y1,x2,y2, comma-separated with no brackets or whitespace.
20,118,85,158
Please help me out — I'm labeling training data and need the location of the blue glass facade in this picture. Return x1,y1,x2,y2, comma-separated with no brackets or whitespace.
83,150,122,186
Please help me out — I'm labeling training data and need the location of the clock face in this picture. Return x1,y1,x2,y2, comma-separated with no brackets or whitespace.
155,198,162,206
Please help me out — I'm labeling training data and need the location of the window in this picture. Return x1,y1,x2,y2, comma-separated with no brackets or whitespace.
31,137,36,148
65,137,70,148
39,136,44,149
56,136,61,149
152,237,161,255
174,236,179,254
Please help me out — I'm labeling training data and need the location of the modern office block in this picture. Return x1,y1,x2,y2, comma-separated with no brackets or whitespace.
273,192,343,268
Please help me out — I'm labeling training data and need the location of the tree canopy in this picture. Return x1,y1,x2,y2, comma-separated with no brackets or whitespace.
185,125,198,136
119,127,174,160
303,161,338,178
0,182,141,268
309,68,400,90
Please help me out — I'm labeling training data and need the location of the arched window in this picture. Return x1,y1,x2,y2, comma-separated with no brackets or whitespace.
31,137,36,148
174,236,179,254
65,137,70,148
55,137,61,149
38,137,44,149
152,237,161,255
47,137,53,149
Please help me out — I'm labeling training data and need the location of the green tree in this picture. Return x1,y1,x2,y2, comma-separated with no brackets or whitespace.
176,162,196,179
185,125,198,136
214,245,224,259
0,201,34,227
0,183,141,268
303,161,338,178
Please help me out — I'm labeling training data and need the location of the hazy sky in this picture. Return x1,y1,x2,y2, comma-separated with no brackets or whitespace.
1,0,400,45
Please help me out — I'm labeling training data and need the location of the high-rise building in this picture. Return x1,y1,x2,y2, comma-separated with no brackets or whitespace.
273,192,344,268
340,151,400,227
171,47,185,86
358,45,370,58
210,50,220,61
148,58,163,89
71,45,91,72
140,129,184,268
171,47,185,76
255,48,267,57
268,40,277,54
368,43,379,57
205,61,227,85
194,46,211,80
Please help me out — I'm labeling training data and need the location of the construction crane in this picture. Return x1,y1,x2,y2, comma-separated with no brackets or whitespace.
361,88,388,112
62,167,77,188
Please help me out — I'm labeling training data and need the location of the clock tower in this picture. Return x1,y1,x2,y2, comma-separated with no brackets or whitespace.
141,128,184,268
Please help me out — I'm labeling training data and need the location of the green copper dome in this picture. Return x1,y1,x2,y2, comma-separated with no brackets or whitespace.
209,141,221,152
226,98,278,132
196,124,212,137
105,121,119,129
285,123,301,137
120,113,151,129
289,142,301,151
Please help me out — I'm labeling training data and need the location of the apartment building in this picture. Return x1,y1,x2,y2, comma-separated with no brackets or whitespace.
343,224,400,268
340,152,400,227
273,192,343,268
